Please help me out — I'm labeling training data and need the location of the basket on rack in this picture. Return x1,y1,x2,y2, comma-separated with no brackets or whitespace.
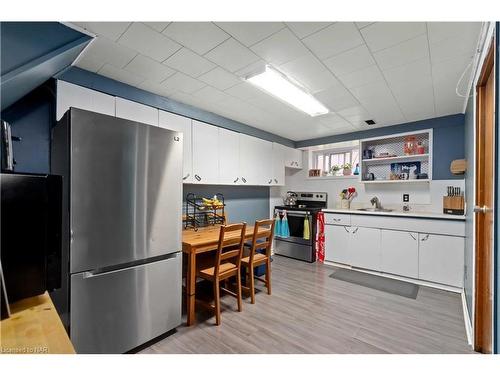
184,193,226,231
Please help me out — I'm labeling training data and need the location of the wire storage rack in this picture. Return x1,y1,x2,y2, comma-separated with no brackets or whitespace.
184,193,226,231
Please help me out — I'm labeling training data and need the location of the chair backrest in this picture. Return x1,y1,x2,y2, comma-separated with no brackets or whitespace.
248,219,276,263
215,223,247,274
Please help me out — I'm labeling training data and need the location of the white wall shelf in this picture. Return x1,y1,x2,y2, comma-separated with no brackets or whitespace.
306,175,359,181
359,129,433,184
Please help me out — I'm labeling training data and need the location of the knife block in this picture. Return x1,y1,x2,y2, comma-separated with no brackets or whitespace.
443,196,465,215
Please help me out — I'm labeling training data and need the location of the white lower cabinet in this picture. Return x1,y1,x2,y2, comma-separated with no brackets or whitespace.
418,234,464,287
325,225,350,264
324,213,465,289
380,230,419,278
350,227,381,271
192,121,219,184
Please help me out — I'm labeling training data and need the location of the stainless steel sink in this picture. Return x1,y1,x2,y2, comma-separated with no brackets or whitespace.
357,208,393,212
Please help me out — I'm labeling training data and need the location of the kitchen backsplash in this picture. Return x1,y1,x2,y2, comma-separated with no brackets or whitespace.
271,159,465,214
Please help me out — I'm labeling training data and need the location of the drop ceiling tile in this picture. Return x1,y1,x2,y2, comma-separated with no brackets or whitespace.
394,84,435,119
361,22,426,52
198,67,242,90
162,22,230,55
337,105,371,119
192,85,232,104
79,36,137,69
163,48,216,77
313,85,360,112
373,34,429,70
350,80,395,102
233,60,266,78
324,44,376,77
98,64,146,86
161,72,206,94
118,23,181,62
251,28,309,65
136,79,176,97
74,54,105,73
204,38,261,72
427,22,482,44
124,54,175,83
143,22,171,33
318,113,353,129
355,22,375,29
302,22,364,59
429,32,478,65
215,22,285,46
75,22,131,41
285,22,333,39
382,58,433,95
224,82,264,101
279,53,340,93
338,65,384,89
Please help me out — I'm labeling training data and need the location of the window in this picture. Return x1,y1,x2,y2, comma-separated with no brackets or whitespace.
314,148,359,175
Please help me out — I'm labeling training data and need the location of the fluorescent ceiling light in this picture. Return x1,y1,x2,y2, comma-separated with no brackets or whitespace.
246,66,329,117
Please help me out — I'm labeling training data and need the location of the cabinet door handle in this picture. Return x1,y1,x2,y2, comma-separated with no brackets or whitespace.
332,218,341,222
274,178,278,183
268,179,272,184
194,174,201,181
242,177,247,183
421,234,430,241
409,233,417,241
343,226,350,233
234,177,239,183
352,227,359,234
183,173,190,180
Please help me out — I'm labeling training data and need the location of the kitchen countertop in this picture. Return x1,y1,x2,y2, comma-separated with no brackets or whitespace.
0,292,75,354
322,208,466,221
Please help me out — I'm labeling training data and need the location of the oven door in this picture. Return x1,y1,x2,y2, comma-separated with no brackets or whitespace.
274,209,313,245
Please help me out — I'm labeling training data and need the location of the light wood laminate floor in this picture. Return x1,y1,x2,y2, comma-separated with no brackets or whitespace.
140,256,474,354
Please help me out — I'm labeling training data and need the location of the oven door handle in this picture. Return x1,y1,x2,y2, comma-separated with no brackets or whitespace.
275,210,311,216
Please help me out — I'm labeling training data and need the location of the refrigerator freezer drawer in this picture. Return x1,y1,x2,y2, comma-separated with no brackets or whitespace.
70,253,181,354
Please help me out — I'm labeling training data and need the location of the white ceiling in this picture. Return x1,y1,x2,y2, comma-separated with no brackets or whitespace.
71,22,482,141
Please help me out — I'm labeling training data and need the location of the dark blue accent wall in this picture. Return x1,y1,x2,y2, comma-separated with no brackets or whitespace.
56,67,295,148
297,114,465,180
1,81,56,174
183,185,270,224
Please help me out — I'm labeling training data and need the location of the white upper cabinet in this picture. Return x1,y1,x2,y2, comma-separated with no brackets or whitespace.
158,110,193,183
56,80,115,120
238,134,260,185
255,138,274,185
115,97,159,126
272,143,286,186
192,120,219,184
285,147,303,169
218,128,240,185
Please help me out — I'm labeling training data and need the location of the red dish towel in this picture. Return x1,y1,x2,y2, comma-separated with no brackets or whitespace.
316,212,325,262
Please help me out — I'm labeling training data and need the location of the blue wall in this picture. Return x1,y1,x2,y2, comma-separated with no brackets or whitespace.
1,81,56,174
296,114,465,180
183,185,270,224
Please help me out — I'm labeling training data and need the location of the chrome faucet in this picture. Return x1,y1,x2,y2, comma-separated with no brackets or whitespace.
370,196,381,209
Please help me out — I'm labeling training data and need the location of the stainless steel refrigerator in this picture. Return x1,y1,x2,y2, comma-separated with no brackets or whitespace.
51,108,182,353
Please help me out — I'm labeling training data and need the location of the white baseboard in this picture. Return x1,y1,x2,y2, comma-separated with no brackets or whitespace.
323,260,463,294
461,291,473,347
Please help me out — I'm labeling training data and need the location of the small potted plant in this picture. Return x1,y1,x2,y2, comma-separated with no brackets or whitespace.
342,163,352,176
330,165,341,176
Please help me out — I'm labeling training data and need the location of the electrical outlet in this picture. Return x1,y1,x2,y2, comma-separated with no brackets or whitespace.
403,194,410,202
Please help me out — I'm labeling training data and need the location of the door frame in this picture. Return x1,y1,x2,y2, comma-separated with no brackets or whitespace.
474,37,495,354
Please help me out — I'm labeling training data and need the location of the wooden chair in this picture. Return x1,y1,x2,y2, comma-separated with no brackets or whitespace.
196,223,246,325
241,219,275,304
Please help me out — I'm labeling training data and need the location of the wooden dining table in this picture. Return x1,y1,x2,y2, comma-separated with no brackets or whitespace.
182,224,262,326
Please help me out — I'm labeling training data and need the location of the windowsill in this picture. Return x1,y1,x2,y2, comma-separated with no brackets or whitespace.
306,175,360,181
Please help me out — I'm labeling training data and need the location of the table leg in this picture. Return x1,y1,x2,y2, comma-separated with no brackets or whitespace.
186,252,196,326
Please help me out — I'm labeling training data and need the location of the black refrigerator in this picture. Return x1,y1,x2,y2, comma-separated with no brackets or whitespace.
0,172,62,303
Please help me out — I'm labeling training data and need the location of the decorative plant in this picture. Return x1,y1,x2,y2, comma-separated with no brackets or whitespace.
330,165,341,175
342,163,352,175
339,187,356,200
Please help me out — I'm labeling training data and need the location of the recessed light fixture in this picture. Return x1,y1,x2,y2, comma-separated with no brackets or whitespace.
246,65,329,117
365,119,376,125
